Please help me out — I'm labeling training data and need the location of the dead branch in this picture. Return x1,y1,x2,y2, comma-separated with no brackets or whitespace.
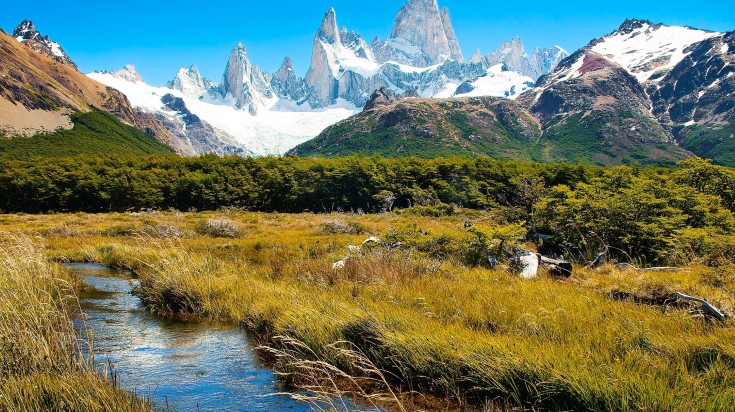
675,292,727,321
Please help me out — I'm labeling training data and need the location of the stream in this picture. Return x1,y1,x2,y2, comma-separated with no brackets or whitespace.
68,263,314,412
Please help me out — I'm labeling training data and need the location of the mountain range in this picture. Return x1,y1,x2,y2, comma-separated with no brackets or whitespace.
85,0,567,156
1,0,733,166
292,19,735,166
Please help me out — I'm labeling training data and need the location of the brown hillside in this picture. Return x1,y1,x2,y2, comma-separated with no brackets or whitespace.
0,30,172,145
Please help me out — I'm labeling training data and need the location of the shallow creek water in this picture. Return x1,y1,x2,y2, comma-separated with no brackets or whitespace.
67,263,314,412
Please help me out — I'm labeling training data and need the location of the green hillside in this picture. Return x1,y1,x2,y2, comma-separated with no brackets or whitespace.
288,97,544,160
0,108,174,160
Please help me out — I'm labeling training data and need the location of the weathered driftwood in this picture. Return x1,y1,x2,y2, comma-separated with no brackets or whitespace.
675,292,727,321
510,249,572,279
586,251,607,269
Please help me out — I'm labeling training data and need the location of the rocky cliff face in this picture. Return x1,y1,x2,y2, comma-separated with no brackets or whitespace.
271,57,319,105
12,20,78,70
221,43,274,115
648,30,735,164
375,0,463,67
305,8,343,106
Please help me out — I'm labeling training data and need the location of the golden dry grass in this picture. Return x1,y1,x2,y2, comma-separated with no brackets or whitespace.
0,232,150,411
2,211,735,411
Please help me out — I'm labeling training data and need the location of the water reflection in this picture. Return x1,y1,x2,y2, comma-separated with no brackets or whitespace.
68,263,310,412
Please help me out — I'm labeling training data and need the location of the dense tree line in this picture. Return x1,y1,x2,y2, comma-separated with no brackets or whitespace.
2,155,735,264
0,155,592,214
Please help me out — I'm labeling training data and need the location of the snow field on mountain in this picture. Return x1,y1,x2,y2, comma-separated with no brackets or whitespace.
455,65,534,98
591,23,720,82
88,72,358,155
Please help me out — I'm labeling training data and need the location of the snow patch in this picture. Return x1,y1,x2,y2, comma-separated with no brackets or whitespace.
454,65,534,99
49,42,63,58
562,55,586,81
684,120,697,127
722,43,730,54
590,23,720,82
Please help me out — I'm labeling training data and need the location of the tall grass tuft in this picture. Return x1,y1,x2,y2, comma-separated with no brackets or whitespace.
0,233,149,411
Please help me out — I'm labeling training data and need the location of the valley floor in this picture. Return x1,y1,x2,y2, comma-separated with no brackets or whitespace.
2,211,735,411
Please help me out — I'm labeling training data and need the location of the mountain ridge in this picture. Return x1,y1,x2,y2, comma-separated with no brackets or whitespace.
289,18,733,166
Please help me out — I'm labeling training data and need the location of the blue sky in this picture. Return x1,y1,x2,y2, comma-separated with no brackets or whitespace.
2,0,734,86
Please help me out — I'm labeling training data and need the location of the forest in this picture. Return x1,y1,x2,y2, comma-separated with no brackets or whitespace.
1,155,735,265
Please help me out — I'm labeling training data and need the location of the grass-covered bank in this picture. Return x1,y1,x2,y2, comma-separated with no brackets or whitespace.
4,211,735,411
0,233,150,411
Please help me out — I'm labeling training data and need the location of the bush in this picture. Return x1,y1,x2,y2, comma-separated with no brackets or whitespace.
195,219,242,238
400,203,456,217
319,219,366,235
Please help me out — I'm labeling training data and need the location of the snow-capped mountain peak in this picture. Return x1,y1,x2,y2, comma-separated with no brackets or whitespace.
167,65,218,100
13,20,36,41
221,42,274,115
12,20,78,70
317,8,340,45
112,65,145,83
467,38,569,81
469,49,484,64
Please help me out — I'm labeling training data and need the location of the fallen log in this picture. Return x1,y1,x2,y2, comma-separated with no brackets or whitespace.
675,292,727,321
540,256,573,277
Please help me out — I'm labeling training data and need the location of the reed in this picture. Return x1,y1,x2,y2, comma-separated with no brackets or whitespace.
0,233,149,411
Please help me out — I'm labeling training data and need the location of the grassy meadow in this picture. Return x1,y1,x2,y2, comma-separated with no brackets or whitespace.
1,210,734,411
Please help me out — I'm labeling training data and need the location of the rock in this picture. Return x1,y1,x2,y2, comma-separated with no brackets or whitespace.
333,259,347,270
375,0,462,67
13,20,78,70
221,43,274,115
454,81,475,95
362,236,382,245
510,250,540,279
363,87,400,111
